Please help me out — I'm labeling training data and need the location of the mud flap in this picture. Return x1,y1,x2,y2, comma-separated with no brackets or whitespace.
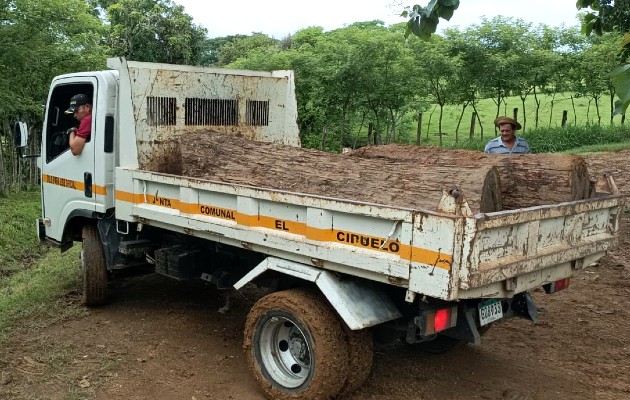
511,291,538,322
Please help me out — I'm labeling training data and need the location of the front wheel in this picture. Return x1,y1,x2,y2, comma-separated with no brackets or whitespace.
81,225,108,306
244,289,349,400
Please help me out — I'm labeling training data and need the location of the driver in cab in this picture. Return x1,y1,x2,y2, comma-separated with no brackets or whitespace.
65,94,92,156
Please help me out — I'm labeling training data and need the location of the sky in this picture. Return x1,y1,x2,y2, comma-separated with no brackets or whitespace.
172,0,584,39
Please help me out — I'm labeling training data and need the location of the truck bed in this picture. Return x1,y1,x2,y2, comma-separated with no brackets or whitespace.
114,167,624,301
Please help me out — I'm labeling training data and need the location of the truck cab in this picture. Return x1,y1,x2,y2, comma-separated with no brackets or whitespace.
38,71,118,247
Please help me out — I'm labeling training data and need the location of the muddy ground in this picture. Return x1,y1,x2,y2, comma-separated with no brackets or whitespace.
1,151,629,400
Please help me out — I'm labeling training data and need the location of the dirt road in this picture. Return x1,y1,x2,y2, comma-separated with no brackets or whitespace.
1,151,629,400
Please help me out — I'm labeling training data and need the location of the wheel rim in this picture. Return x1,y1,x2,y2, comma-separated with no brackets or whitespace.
258,315,312,389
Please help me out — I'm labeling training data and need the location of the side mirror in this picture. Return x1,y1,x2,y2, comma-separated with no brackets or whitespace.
14,121,28,147
13,121,39,159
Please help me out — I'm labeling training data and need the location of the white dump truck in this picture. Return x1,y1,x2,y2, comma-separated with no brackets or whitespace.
15,57,624,399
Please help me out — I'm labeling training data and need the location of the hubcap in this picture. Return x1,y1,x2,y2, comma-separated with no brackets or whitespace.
258,315,311,388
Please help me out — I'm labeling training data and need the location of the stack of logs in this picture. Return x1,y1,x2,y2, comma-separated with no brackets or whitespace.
178,131,597,214
350,144,594,210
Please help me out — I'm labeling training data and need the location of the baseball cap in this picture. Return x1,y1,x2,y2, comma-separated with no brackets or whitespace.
65,94,90,114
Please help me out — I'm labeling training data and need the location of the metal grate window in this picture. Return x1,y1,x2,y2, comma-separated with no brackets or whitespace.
185,98,238,126
246,100,270,126
147,96,177,126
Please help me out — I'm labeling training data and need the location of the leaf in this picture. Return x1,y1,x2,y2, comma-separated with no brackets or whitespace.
611,64,630,114
409,18,420,34
420,15,439,34
424,0,439,15
582,21,594,36
438,6,456,21
593,19,603,36
623,33,630,48
440,0,460,7
614,99,627,115
576,0,598,9
582,13,599,23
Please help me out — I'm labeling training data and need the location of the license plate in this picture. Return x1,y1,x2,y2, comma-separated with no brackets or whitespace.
479,299,503,326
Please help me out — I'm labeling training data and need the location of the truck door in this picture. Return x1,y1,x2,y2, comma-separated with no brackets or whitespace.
41,79,97,243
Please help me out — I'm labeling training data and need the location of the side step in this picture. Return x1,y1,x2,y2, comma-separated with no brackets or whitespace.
119,239,153,256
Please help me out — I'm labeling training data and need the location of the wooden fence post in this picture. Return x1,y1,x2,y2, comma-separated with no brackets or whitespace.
561,110,568,127
469,112,476,139
416,112,422,145
321,127,327,150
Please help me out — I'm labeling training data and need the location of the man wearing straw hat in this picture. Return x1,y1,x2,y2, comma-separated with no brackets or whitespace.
484,116,530,154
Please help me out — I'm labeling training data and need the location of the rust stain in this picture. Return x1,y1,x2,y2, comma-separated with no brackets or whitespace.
387,276,406,286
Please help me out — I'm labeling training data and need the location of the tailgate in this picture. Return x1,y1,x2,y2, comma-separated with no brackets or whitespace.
458,195,624,297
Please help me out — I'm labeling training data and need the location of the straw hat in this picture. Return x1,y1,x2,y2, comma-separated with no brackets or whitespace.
494,116,521,130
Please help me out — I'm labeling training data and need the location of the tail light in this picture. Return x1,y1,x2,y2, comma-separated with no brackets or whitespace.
543,278,571,294
419,306,458,335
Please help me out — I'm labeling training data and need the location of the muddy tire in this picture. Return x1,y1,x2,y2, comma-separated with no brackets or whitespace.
81,225,108,306
244,289,349,400
338,327,373,398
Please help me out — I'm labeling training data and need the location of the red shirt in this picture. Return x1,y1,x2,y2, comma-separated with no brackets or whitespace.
76,112,92,139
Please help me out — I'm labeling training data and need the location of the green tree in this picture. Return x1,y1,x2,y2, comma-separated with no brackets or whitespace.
513,25,566,131
444,28,487,139
297,25,382,148
218,33,279,66
405,1,630,114
0,0,108,194
576,0,630,113
575,34,620,124
472,18,535,130
410,37,459,145
103,0,208,64
0,0,107,120
557,27,591,126
203,35,248,66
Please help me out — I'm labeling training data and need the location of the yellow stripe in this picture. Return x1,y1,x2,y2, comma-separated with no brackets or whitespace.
115,190,452,270
93,184,107,195
43,174,83,191
115,190,136,203
43,174,108,195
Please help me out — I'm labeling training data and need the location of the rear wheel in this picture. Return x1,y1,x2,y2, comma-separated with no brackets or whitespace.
81,225,108,306
338,326,373,397
244,289,349,400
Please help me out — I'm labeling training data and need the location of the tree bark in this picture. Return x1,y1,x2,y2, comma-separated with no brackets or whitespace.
177,132,502,213
350,145,592,210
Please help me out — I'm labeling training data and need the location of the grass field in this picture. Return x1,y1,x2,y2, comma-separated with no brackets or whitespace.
0,191,46,274
0,191,83,344
395,92,623,148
